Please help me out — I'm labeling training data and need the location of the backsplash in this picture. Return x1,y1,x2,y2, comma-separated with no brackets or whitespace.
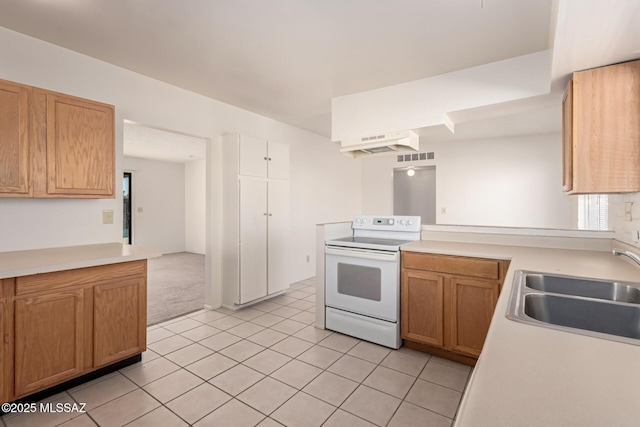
610,192,640,248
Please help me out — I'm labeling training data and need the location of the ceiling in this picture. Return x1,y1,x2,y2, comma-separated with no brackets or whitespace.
0,0,553,136
123,122,206,163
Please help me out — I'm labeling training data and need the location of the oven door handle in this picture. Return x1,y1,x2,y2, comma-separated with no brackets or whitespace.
325,246,398,261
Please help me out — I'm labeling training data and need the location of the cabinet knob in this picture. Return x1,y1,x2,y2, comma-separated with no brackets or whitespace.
264,157,268,160
268,213,273,216
268,157,272,161
264,213,268,216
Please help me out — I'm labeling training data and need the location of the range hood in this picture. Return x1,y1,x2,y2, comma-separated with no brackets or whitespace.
340,130,419,157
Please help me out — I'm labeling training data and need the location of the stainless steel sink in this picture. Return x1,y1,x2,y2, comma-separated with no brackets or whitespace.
524,294,640,340
525,273,640,303
507,270,640,345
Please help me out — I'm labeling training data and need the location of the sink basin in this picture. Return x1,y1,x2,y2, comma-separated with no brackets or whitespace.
524,294,640,340
507,270,640,345
525,273,640,303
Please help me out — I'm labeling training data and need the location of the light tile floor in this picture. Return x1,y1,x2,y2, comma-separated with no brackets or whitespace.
0,278,471,427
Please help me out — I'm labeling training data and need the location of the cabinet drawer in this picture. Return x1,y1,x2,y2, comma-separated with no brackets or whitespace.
402,252,501,281
16,261,146,296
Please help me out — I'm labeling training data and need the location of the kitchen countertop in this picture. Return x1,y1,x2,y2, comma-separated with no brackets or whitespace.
402,240,640,427
0,243,162,279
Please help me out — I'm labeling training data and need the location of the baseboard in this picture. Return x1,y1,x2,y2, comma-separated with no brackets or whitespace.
2,354,141,412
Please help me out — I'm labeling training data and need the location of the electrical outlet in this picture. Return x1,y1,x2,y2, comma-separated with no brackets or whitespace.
625,202,633,221
441,207,447,215
102,209,114,224
137,207,144,213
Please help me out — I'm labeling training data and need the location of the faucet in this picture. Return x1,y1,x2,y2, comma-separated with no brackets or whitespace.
612,248,640,267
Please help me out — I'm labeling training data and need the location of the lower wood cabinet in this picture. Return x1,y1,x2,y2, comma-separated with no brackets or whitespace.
14,289,86,397
448,276,500,357
1,261,147,401
402,270,444,347
401,251,509,364
93,277,146,368
0,281,7,403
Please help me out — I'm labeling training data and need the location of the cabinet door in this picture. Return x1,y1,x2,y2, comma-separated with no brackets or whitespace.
0,80,30,196
239,134,268,177
447,277,499,357
267,179,290,295
401,270,444,347
572,60,640,193
239,177,268,303
94,277,146,368
562,80,573,192
267,141,290,180
0,298,4,402
44,92,114,197
14,289,85,397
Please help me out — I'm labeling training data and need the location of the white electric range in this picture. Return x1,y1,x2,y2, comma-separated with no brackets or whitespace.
324,215,421,349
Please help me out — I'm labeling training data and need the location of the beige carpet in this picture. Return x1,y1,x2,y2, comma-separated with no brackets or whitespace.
147,252,205,325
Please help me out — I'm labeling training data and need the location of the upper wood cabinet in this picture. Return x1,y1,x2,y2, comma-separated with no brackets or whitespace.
0,80,31,196
0,78,115,198
36,90,115,197
563,59,640,194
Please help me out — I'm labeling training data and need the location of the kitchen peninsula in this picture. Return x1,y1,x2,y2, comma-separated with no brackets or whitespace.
0,243,160,404
400,239,640,427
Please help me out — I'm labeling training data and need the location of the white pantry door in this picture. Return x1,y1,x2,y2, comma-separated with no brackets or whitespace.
267,179,290,295
239,177,268,304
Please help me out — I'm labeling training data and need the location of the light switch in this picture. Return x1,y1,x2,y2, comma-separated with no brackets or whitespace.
102,209,114,224
137,207,144,213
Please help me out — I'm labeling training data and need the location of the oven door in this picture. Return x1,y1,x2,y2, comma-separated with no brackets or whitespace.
325,245,399,322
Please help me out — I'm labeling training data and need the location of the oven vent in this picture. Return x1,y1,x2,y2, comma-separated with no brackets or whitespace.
397,152,435,162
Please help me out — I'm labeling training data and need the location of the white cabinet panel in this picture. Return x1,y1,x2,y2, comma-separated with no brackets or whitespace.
267,141,290,180
239,177,268,304
223,133,290,308
267,179,290,295
239,135,268,178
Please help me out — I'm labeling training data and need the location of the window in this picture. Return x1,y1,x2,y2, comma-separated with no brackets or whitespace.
577,194,608,230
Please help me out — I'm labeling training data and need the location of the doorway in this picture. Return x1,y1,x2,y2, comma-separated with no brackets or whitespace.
123,172,132,244
123,121,207,324
393,166,436,224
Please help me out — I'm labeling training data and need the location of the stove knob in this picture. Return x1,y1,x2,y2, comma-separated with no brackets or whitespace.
388,219,394,225
399,219,406,225
407,220,413,225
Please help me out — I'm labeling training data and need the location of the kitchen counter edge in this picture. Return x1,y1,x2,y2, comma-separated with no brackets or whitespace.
0,243,162,279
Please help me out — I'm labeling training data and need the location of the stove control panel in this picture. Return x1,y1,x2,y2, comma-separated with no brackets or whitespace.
352,215,421,232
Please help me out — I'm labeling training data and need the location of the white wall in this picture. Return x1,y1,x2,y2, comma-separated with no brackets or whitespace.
185,159,206,254
362,133,572,229
610,193,640,249
0,27,361,306
124,157,185,254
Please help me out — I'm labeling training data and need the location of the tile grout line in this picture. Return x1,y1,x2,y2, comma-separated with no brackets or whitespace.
5,279,468,427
